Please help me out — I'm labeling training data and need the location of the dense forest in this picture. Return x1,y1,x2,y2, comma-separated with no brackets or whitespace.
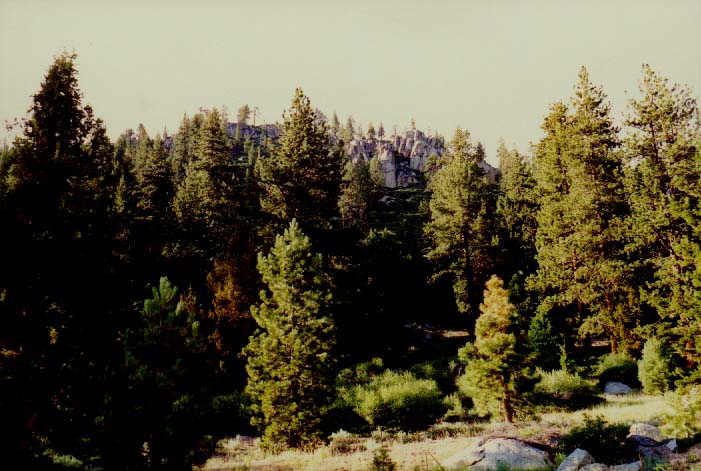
1,52,700,470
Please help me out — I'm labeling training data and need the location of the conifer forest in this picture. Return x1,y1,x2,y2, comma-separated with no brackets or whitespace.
1,52,700,470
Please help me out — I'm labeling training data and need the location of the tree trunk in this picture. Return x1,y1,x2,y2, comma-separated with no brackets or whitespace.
501,377,514,423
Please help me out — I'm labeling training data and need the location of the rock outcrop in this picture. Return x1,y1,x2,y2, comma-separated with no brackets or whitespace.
558,448,595,471
348,128,498,188
604,382,634,395
442,438,552,471
628,423,664,442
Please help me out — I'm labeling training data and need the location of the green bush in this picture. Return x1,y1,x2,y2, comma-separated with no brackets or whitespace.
638,338,675,394
409,357,458,394
559,415,630,465
662,386,701,439
349,370,447,432
370,447,396,471
533,368,602,410
595,353,639,388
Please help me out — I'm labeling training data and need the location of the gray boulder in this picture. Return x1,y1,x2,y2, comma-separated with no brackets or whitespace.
443,438,552,470
557,448,595,471
604,381,633,394
629,423,663,442
610,463,641,471
581,464,609,471
664,439,678,453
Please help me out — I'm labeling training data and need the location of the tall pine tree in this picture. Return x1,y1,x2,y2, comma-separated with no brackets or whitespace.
244,220,335,449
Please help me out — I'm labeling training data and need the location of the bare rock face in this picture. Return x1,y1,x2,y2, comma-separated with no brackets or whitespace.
580,464,609,471
557,448,595,471
604,382,633,395
347,128,499,188
629,423,664,442
376,143,397,188
443,438,552,471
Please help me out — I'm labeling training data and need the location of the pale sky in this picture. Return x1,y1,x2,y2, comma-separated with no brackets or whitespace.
1,0,700,164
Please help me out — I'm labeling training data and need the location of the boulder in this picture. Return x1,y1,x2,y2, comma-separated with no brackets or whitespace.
625,434,672,460
557,448,595,471
664,439,678,453
443,438,552,471
581,464,609,471
610,463,641,471
604,381,633,395
629,423,663,442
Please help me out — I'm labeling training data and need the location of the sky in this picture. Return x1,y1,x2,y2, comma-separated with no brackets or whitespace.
1,0,700,165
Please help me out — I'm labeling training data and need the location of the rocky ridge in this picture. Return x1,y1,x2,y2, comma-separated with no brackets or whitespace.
225,123,499,188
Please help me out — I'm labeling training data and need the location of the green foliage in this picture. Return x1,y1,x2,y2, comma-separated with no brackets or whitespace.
624,65,701,371
527,308,561,371
339,160,373,232
370,447,396,471
457,276,531,423
425,127,497,316
533,368,601,410
244,220,336,449
531,67,634,352
638,338,676,394
662,386,701,439
595,353,639,388
559,415,630,465
345,370,446,432
257,88,344,242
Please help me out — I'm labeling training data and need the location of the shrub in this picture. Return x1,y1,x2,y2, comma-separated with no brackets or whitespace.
350,370,447,432
410,357,458,394
370,447,396,471
441,393,473,422
559,415,630,465
662,386,701,439
595,353,639,388
328,429,365,455
533,368,602,410
638,338,675,394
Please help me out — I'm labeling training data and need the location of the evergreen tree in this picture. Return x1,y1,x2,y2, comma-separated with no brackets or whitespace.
237,104,251,125
495,141,538,285
425,128,497,317
624,65,701,367
378,122,385,141
257,88,344,244
330,111,341,138
1,51,119,466
638,338,676,394
244,220,336,449
531,68,632,352
457,276,529,423
339,160,373,232
122,277,212,470
367,122,376,140
172,108,236,258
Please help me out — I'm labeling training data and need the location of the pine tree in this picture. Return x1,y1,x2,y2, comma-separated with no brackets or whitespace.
495,141,538,284
257,88,344,244
531,68,633,352
244,220,335,449
457,276,529,423
173,108,236,257
339,160,373,232
425,128,497,316
1,51,119,466
237,104,251,125
624,65,701,367
367,122,376,140
378,122,385,141
331,111,341,138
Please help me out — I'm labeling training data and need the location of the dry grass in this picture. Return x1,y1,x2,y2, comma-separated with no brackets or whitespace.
201,435,471,471
201,393,680,471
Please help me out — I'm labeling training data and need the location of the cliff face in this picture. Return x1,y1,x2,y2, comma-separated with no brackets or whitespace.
225,122,498,188
348,129,498,188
